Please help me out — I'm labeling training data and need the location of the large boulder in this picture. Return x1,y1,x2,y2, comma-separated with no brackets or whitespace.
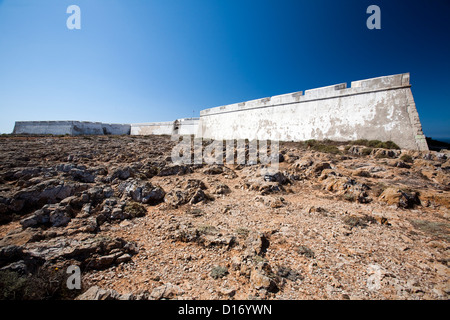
379,188,421,209
20,204,73,229
250,262,280,293
23,236,138,270
11,179,89,213
166,178,213,207
263,172,291,185
118,179,165,205
158,165,192,176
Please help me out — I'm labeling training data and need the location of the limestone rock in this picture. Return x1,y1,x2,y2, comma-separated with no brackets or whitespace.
11,180,89,213
158,165,192,176
118,179,165,205
203,166,224,175
150,283,183,300
263,171,291,185
20,203,73,229
379,188,421,209
250,263,279,292
76,286,134,300
245,232,269,257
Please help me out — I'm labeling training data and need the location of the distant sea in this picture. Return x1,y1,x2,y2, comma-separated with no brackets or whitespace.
433,138,450,144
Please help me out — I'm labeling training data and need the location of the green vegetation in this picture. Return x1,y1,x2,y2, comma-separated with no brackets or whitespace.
235,227,250,237
210,266,228,279
375,152,391,159
361,147,373,156
343,194,356,202
252,255,269,265
294,138,400,155
187,208,203,217
349,139,400,150
342,215,377,228
0,270,28,300
303,139,341,154
0,268,79,300
400,154,414,163
297,245,315,258
123,201,147,218
409,219,450,241
313,144,340,154
197,225,218,235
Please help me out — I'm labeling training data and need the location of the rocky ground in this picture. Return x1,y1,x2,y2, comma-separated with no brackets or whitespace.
0,135,449,300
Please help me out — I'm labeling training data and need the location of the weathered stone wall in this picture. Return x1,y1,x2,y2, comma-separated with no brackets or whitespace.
13,121,130,136
130,118,199,136
174,118,199,136
13,121,75,135
130,121,174,136
197,73,428,151
101,123,131,135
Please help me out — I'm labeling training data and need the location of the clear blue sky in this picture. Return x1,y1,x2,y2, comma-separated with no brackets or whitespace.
0,0,449,138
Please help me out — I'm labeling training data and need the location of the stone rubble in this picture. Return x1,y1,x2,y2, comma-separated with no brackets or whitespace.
0,135,448,300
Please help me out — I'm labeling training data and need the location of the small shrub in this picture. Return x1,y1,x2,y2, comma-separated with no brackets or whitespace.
382,141,400,149
187,208,203,217
123,202,147,218
400,154,413,163
367,140,383,148
235,227,250,237
342,215,376,229
210,266,228,279
343,194,356,202
361,148,373,156
349,139,400,150
0,270,28,300
297,245,315,258
352,139,369,146
312,144,340,154
146,166,160,177
276,266,303,281
0,267,79,300
252,255,269,265
373,183,387,197
304,139,317,148
342,215,363,228
409,219,450,241
197,225,217,235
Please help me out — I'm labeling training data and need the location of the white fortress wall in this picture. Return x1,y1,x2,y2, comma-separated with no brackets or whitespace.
197,73,428,151
175,118,199,136
13,121,131,136
13,121,76,135
101,123,131,135
130,118,199,136
130,121,174,136
71,122,104,135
